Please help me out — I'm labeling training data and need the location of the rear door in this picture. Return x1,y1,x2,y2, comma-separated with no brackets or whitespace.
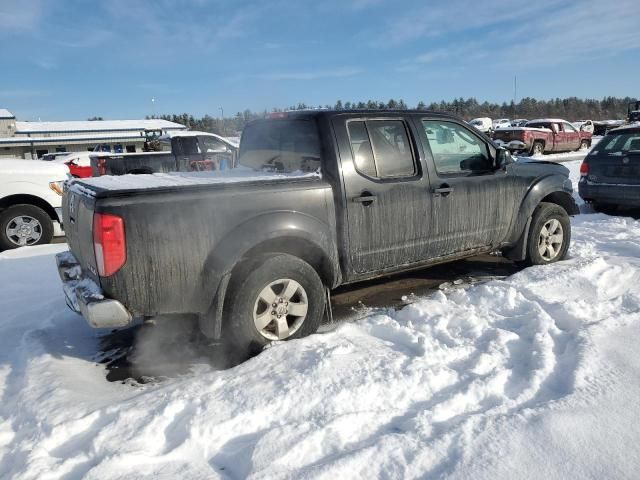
416,118,526,256
562,122,581,150
174,137,204,171
551,122,565,151
332,114,433,274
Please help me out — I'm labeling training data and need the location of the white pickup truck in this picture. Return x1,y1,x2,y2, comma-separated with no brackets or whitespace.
0,159,68,249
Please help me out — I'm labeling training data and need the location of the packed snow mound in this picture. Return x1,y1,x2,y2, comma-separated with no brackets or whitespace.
0,160,640,478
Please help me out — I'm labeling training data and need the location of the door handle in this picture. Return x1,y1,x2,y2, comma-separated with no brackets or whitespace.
433,185,453,197
352,193,377,206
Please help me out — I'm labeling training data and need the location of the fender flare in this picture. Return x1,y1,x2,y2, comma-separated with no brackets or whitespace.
503,175,577,260
197,211,340,338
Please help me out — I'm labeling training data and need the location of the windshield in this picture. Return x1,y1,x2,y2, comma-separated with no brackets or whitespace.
239,119,321,173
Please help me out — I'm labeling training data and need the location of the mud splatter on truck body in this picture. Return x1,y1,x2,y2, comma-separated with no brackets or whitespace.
58,110,578,344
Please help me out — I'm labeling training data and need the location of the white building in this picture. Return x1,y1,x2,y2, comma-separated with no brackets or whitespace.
0,109,186,159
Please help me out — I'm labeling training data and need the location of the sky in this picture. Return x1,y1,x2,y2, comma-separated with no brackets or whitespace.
1,0,639,121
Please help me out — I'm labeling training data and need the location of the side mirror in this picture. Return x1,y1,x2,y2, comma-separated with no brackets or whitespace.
495,148,513,169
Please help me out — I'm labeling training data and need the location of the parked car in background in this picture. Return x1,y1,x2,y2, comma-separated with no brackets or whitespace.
468,117,493,135
578,123,640,212
0,159,68,249
57,109,578,356
493,118,511,130
91,131,238,177
493,119,592,155
510,119,529,127
54,152,94,178
572,120,594,134
593,120,626,136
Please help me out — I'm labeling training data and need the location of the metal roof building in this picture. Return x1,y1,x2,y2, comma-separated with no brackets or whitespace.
0,109,186,159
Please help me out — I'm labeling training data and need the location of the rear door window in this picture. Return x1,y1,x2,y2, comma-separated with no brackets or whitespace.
601,132,640,152
346,119,416,179
346,121,376,177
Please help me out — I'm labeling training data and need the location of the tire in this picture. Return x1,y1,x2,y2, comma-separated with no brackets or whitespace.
579,140,589,151
0,204,53,250
522,202,571,266
224,254,325,357
531,141,544,156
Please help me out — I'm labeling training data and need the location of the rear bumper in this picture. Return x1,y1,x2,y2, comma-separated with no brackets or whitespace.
578,181,640,207
56,251,132,329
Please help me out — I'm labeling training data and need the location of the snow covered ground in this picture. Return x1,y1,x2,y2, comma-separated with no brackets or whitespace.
1,160,640,479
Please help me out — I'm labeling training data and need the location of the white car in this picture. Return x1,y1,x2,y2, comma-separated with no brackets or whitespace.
492,118,511,130
572,120,594,134
469,117,493,134
0,159,68,249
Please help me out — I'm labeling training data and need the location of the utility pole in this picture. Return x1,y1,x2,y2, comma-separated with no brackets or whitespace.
151,98,156,117
219,107,225,136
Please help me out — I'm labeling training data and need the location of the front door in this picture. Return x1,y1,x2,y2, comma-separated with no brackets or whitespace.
333,115,432,274
562,122,580,151
416,118,525,256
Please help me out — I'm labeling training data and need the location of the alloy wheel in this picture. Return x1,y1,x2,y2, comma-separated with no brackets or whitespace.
253,278,309,340
5,215,43,247
538,219,564,261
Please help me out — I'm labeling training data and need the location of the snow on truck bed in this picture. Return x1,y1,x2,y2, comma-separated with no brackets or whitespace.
75,168,321,195
1,160,640,478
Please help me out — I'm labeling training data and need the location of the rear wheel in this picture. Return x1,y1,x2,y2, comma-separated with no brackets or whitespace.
224,254,325,357
531,141,544,156
0,204,53,250
522,202,571,266
579,140,589,151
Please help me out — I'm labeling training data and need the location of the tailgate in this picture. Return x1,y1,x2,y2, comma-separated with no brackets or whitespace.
590,152,640,185
493,129,523,142
63,185,100,281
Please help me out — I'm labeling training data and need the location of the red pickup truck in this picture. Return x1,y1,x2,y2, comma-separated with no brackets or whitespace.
493,119,592,155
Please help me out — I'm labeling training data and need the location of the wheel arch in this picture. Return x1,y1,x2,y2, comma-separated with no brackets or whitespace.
503,177,577,261
197,211,340,339
0,194,59,221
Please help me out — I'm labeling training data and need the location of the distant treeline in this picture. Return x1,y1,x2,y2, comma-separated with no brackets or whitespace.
147,96,638,135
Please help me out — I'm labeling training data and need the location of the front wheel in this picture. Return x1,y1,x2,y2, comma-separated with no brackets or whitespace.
0,204,53,250
579,140,589,151
522,202,571,266
224,254,325,356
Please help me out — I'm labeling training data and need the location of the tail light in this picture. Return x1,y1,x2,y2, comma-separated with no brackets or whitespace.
580,161,589,176
93,213,126,277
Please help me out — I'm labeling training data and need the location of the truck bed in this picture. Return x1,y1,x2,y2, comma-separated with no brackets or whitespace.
74,168,322,197
63,168,334,317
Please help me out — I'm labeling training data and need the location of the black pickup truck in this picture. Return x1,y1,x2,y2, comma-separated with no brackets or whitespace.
57,110,578,356
90,131,238,177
